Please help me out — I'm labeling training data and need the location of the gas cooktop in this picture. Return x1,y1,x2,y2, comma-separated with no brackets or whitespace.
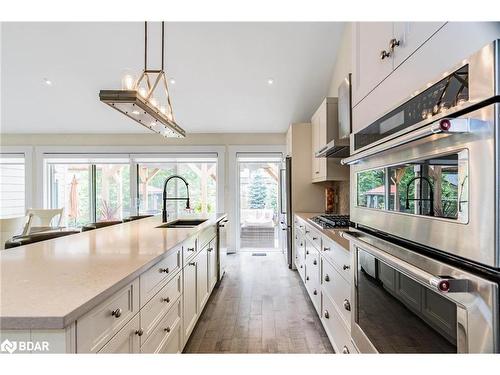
310,214,351,229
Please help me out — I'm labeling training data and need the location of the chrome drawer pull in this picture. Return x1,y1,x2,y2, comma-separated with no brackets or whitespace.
111,308,122,318
343,265,350,270
343,299,351,311
324,274,330,282
187,247,195,252
164,327,171,333
161,297,170,303
135,329,144,336
324,310,329,319
188,262,196,266
323,247,330,251
342,346,350,354
159,267,170,273
312,237,318,240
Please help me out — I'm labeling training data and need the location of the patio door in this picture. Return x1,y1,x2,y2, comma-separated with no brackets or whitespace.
237,154,282,252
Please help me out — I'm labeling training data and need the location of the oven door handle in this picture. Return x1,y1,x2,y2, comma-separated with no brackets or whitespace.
342,118,488,165
344,232,470,293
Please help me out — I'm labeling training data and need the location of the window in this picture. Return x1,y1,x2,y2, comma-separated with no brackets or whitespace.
0,154,25,218
46,158,130,227
137,160,217,217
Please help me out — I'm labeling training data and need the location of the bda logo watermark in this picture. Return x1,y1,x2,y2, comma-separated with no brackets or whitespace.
1,338,50,353
1,339,17,354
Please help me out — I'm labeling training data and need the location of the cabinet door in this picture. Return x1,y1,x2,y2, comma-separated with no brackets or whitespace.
392,22,445,68
311,113,321,180
352,22,394,105
196,247,209,311
183,261,198,341
98,314,140,353
208,239,218,291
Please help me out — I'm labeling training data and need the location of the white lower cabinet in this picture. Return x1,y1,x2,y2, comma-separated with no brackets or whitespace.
183,258,198,342
72,222,222,354
98,314,141,353
140,298,182,353
295,215,354,354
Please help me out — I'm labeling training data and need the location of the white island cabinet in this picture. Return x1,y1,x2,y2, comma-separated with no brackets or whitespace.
0,214,227,354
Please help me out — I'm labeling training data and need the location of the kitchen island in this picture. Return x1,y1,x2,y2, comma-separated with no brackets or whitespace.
0,213,227,353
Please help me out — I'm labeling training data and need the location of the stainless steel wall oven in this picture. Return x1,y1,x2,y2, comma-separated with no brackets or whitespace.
342,40,500,353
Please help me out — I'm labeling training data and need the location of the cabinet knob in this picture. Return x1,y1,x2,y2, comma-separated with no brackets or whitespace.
300,265,303,269
342,346,350,354
380,49,391,60
306,250,309,255
313,260,317,266
305,230,310,234
161,296,171,303
188,262,196,266
207,248,213,252
187,247,195,252
323,247,330,251
389,38,400,50
135,328,144,336
313,289,317,296
324,274,330,282
312,237,318,241
343,264,350,270
306,276,309,281
164,327,171,333
343,299,351,312
324,310,329,319
111,308,122,318
159,267,169,273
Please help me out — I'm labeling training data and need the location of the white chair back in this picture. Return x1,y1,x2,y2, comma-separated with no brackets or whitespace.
0,215,32,250
26,208,63,228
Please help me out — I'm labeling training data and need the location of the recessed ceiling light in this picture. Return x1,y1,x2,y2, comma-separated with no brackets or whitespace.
43,78,53,86
169,78,176,85
267,78,274,85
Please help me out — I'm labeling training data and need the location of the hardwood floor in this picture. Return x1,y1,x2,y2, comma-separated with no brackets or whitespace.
183,251,333,353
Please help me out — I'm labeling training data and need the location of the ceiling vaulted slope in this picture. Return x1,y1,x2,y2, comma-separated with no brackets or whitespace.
1,22,344,134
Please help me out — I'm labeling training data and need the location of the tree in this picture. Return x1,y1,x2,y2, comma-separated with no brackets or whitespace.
249,171,267,209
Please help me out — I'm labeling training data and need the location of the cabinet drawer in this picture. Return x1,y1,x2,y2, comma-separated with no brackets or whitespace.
305,274,320,314
321,258,351,328
321,291,355,354
97,314,140,353
140,298,182,353
140,247,181,307
182,236,198,264
305,246,320,285
304,226,322,251
140,271,182,341
198,225,216,250
78,278,139,353
322,237,351,283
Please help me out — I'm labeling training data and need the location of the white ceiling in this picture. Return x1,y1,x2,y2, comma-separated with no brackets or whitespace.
1,22,344,134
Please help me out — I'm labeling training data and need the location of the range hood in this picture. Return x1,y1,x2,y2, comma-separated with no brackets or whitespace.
315,75,352,158
315,138,350,158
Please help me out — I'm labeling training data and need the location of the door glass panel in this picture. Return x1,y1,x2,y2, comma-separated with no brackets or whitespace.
356,249,457,353
95,164,131,221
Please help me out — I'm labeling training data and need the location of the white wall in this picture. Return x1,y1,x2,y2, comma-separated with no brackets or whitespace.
327,24,353,98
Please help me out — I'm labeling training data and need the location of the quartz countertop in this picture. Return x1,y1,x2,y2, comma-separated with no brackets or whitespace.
0,213,226,330
294,212,350,250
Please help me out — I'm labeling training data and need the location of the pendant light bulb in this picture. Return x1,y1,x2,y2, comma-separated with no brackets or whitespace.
122,74,135,90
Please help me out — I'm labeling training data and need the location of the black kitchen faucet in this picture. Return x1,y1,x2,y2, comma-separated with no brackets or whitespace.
162,175,190,222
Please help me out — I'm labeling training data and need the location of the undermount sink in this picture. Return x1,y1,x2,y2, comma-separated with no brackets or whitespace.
157,219,208,229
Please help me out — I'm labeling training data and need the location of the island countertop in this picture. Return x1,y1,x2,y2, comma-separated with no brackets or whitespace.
0,213,226,330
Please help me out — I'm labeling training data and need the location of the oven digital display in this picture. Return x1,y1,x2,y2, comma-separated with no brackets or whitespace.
356,249,458,353
354,65,469,151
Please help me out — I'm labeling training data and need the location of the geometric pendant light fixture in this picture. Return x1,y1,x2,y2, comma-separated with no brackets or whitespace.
99,22,185,138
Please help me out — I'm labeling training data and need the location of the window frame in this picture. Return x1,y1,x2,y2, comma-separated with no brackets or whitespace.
0,146,33,215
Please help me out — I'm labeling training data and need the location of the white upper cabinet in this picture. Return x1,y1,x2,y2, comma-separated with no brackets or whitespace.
392,22,445,68
352,22,394,105
352,22,445,107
